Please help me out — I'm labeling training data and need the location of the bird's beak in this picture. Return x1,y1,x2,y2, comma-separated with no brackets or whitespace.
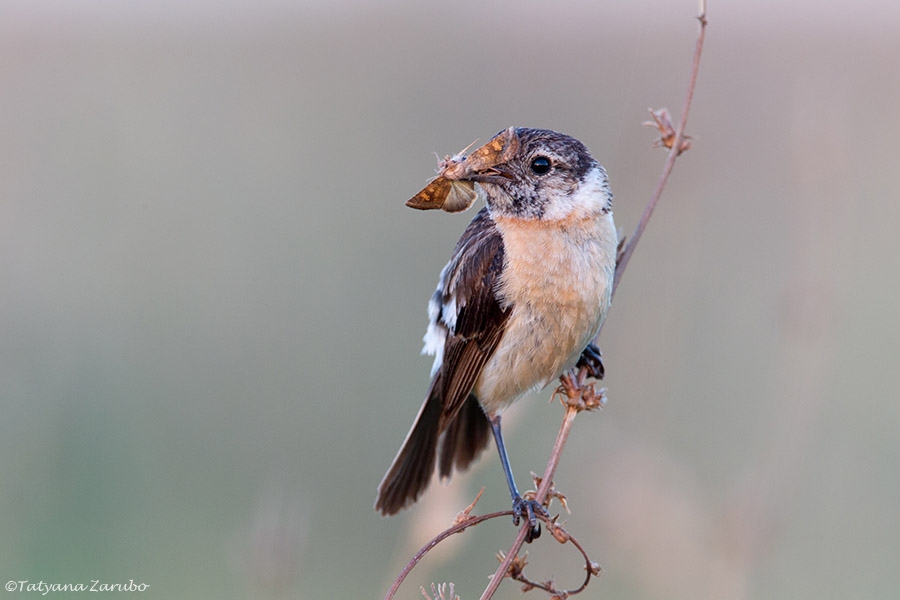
405,127,520,212
442,127,519,183
465,167,515,185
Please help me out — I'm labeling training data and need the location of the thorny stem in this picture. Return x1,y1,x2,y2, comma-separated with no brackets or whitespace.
385,376,598,600
486,3,707,593
384,510,513,600
385,497,597,600
480,521,531,600
479,404,580,600
610,1,707,299
506,519,600,596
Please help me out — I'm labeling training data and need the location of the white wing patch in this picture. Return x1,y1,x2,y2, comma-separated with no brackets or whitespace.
422,263,456,376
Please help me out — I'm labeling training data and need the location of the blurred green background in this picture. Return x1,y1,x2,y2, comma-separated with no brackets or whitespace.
2,1,899,598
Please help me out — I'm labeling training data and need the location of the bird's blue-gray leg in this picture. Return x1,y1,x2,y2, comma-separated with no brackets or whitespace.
489,414,544,541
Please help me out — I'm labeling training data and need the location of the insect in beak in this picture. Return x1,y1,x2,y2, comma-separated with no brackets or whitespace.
405,127,519,213
405,177,479,213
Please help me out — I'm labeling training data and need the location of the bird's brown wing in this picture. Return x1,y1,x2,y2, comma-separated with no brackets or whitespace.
374,207,510,515
436,207,511,428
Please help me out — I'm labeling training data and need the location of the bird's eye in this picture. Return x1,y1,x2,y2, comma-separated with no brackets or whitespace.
530,156,552,175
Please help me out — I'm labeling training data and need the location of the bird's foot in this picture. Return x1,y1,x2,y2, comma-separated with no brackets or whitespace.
576,343,605,380
512,495,547,542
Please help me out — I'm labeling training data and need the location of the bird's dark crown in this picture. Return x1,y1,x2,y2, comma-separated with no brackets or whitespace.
471,127,608,220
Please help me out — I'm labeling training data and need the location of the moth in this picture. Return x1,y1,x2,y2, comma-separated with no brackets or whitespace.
406,127,520,213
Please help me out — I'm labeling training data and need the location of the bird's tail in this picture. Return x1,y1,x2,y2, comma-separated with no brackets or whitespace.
375,376,490,515
438,391,490,478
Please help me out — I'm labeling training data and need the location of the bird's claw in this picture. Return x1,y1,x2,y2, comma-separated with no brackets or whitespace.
512,495,547,542
576,343,605,380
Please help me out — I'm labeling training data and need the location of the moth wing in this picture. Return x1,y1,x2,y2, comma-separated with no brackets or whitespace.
441,181,479,213
406,177,451,210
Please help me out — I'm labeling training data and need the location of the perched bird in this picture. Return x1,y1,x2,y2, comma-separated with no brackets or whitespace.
375,127,617,538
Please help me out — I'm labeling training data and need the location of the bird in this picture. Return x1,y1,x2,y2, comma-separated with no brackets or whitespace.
375,127,617,539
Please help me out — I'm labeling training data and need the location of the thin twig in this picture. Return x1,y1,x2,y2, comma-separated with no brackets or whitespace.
611,1,707,298
480,370,606,600
384,510,514,600
480,403,581,600
507,516,601,596
386,499,598,600
480,519,531,600
482,5,709,598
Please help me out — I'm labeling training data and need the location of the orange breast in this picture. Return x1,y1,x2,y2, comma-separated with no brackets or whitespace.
474,211,616,414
